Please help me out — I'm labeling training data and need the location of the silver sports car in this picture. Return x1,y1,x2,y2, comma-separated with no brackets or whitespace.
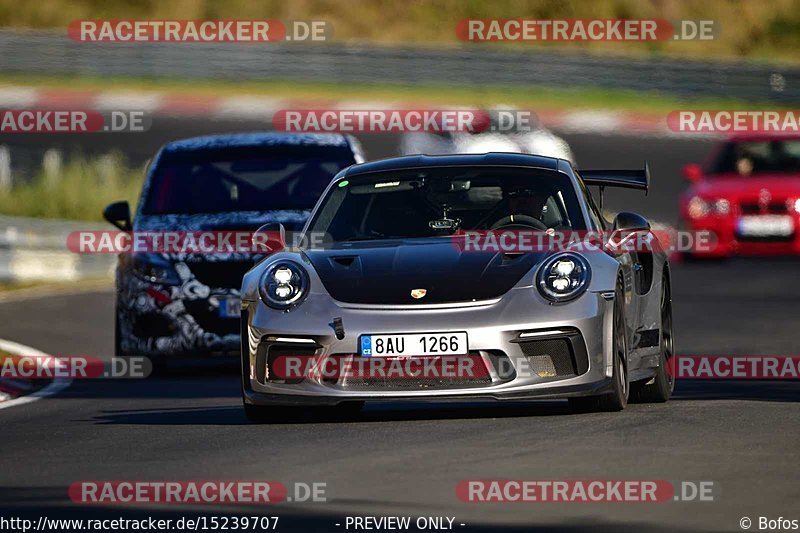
240,153,673,421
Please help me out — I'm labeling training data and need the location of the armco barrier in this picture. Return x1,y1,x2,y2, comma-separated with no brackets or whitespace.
0,215,114,283
0,29,797,103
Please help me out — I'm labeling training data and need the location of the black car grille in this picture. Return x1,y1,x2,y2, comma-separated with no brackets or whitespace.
736,233,795,243
186,260,255,289
259,343,320,385
514,329,590,379
740,202,789,215
518,338,577,378
132,312,175,339
184,300,240,336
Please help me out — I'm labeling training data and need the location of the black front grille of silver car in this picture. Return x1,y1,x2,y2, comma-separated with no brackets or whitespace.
257,343,319,385
513,329,589,379
518,339,576,378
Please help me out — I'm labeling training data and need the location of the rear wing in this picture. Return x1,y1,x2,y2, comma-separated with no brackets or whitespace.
580,162,650,195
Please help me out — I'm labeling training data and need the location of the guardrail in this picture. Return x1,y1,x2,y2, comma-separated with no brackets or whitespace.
0,29,797,103
0,215,114,283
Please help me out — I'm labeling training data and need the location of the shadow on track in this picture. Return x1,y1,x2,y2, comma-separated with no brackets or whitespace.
89,400,575,426
673,379,800,403
88,377,798,427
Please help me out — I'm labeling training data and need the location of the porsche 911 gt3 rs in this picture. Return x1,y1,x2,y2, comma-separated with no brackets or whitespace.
240,153,673,420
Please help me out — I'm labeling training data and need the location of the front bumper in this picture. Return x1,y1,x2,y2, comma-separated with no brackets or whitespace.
117,273,241,357
683,213,800,257
242,289,615,406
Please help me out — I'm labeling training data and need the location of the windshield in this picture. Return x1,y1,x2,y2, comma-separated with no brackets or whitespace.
707,139,800,176
142,146,355,215
307,167,586,242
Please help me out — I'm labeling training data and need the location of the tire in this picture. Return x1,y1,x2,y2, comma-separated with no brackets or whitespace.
569,283,629,413
632,275,675,403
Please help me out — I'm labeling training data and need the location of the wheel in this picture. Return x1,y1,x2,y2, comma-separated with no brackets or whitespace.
570,283,629,413
632,275,675,403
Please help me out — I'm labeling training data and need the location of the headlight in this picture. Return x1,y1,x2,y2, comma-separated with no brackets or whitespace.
259,261,309,310
687,196,710,219
132,254,179,285
792,198,800,214
536,252,591,303
713,198,730,215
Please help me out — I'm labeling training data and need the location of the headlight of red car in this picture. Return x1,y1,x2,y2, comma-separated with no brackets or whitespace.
688,196,730,218
687,196,710,219
712,198,730,215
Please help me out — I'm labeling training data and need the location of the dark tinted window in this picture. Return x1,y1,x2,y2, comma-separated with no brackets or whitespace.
142,146,355,215
308,167,586,242
708,139,800,176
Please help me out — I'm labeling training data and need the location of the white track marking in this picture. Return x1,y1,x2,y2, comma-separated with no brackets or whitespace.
0,338,72,410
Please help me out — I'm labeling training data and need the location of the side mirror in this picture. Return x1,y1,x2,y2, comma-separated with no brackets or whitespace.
682,163,703,183
252,222,286,254
613,212,651,232
103,201,131,231
610,212,652,252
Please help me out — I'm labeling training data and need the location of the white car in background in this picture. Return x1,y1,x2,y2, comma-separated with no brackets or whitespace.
401,109,575,162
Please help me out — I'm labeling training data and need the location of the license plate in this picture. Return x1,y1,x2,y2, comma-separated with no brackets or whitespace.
360,332,468,357
737,215,795,237
218,297,241,318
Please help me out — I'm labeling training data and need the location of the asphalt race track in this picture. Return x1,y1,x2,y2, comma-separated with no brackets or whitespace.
1,121,798,532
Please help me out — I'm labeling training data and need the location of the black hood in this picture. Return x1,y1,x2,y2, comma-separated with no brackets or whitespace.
306,240,545,305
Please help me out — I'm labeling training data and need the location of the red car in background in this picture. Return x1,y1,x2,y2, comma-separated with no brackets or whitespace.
680,134,800,257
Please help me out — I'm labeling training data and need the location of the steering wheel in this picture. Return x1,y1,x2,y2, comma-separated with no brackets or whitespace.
489,214,548,231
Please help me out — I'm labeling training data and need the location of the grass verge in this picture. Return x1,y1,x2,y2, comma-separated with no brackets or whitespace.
0,152,143,221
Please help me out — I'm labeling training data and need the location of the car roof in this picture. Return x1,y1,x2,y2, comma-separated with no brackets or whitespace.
343,152,561,177
161,132,352,153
